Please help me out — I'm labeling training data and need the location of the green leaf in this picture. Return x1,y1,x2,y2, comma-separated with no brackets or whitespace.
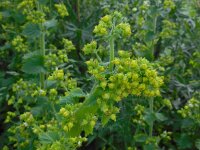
144,112,157,125
195,139,200,150
102,115,110,126
22,52,46,74
31,97,50,116
143,144,156,150
144,31,155,42
6,71,19,76
134,134,148,143
181,118,195,129
176,133,193,149
44,19,57,29
39,132,59,144
67,87,103,136
60,88,85,104
155,113,167,121
22,23,41,38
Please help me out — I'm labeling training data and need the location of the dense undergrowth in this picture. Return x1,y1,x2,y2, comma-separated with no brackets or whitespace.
0,0,199,150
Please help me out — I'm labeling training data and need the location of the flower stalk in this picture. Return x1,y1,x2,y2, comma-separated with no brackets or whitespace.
109,37,115,71
149,98,154,137
39,25,45,89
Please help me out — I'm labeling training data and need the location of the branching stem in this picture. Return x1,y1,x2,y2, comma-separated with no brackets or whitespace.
109,37,115,71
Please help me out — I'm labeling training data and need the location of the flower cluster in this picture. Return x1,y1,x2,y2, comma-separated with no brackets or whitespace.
160,20,177,39
69,136,87,148
62,38,76,52
6,112,36,148
37,135,87,150
132,42,149,52
87,51,163,98
57,98,100,136
93,12,131,38
85,50,163,125
163,98,173,109
11,36,28,53
8,79,37,106
116,23,132,37
132,104,146,126
4,111,16,123
48,69,65,80
59,105,76,132
178,97,200,123
163,0,175,10
26,10,46,24
59,103,98,134
18,0,46,24
190,51,200,68
140,1,150,11
6,70,80,149
160,131,172,142
55,3,69,18
93,15,112,36
48,69,77,92
20,112,35,125
136,16,145,27
157,49,174,69
45,39,75,69
17,0,35,13
82,41,97,55
45,51,68,69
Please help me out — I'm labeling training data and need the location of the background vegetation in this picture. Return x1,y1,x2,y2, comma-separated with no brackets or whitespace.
0,0,199,149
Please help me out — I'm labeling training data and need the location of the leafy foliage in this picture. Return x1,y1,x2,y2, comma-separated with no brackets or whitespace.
0,0,199,150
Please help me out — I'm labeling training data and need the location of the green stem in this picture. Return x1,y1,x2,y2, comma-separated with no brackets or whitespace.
109,37,115,71
95,52,102,62
152,16,157,60
37,2,46,89
39,26,45,89
149,98,154,137
77,0,80,22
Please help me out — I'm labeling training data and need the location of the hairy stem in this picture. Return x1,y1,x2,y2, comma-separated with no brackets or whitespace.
109,37,115,71
39,26,45,89
149,98,154,137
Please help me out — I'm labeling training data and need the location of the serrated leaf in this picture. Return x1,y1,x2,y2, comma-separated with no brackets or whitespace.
23,51,39,59
22,52,46,74
39,132,59,144
60,88,85,104
195,139,200,150
155,113,167,121
44,19,57,29
22,23,41,38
